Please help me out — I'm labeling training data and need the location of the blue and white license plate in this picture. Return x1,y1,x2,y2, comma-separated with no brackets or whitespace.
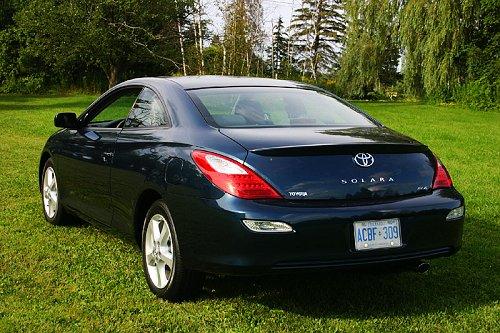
353,218,402,251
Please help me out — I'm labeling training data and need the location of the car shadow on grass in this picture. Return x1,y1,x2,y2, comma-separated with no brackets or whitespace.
54,213,497,318
201,217,498,318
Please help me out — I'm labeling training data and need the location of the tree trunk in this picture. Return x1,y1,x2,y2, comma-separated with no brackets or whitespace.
271,22,275,78
178,21,187,75
196,0,205,74
287,38,291,78
192,20,199,73
107,64,119,89
246,51,251,76
222,43,227,75
175,0,187,75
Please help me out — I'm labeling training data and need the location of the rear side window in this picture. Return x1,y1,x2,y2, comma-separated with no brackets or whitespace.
124,87,169,128
189,87,374,128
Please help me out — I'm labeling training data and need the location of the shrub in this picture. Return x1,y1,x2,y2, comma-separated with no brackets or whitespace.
454,78,499,111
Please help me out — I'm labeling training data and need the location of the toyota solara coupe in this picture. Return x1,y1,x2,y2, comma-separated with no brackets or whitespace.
39,76,464,300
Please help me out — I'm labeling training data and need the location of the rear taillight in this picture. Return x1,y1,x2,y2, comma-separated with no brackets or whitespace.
432,156,453,189
191,150,282,199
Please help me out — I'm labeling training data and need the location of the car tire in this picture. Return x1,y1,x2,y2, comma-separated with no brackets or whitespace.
141,199,204,301
41,158,70,225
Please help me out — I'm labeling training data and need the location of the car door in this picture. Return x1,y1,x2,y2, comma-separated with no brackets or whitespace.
58,87,142,225
109,87,171,234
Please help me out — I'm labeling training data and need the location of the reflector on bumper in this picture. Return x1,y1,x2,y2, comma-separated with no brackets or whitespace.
446,206,464,221
242,220,294,233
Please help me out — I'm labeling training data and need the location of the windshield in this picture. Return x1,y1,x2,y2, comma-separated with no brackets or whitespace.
189,87,375,128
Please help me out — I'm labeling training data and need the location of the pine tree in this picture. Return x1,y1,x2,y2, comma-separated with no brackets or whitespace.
270,17,289,78
290,0,345,80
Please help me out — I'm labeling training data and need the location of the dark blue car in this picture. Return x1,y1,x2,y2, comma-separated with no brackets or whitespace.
39,76,464,300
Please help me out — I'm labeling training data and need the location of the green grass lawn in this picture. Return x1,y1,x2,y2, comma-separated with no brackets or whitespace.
0,95,499,332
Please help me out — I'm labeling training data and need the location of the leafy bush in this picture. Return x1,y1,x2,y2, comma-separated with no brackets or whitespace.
454,78,499,111
0,75,45,94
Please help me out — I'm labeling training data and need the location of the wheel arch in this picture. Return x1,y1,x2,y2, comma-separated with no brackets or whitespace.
134,188,163,248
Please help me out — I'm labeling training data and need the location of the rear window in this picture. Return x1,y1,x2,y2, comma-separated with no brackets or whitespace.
189,87,374,128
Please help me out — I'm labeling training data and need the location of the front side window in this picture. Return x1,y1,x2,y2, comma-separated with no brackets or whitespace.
189,87,375,128
88,88,142,128
124,87,169,128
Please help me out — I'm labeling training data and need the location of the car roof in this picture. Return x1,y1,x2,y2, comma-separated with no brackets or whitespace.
162,75,310,90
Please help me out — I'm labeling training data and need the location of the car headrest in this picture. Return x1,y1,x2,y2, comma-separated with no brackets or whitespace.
234,99,272,125
212,114,248,127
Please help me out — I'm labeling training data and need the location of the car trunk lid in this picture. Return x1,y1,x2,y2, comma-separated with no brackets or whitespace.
220,126,435,201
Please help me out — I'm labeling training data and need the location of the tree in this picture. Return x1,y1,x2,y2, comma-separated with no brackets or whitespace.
400,0,499,106
290,0,345,80
270,17,290,78
189,0,209,74
338,0,401,98
182,0,211,75
13,0,193,89
174,0,188,75
203,34,225,75
0,0,29,91
222,0,264,76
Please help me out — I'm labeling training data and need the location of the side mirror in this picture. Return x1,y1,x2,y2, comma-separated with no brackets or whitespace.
54,112,79,129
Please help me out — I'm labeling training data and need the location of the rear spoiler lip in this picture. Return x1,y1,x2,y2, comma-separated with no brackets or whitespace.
249,143,430,156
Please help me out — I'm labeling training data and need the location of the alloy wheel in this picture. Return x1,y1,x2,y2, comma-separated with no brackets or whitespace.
144,213,174,288
42,166,58,219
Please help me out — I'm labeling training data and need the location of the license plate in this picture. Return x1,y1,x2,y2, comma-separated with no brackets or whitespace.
353,218,402,251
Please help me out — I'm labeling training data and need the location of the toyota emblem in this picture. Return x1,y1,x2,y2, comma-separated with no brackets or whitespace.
353,153,374,167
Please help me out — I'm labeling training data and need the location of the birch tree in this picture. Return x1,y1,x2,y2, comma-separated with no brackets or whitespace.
222,0,264,76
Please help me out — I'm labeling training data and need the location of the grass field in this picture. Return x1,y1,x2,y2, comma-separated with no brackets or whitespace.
0,95,499,332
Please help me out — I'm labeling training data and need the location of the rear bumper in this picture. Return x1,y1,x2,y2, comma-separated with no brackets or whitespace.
168,188,464,275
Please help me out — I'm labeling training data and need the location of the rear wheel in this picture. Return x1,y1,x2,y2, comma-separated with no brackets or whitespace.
41,158,70,225
141,200,204,301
